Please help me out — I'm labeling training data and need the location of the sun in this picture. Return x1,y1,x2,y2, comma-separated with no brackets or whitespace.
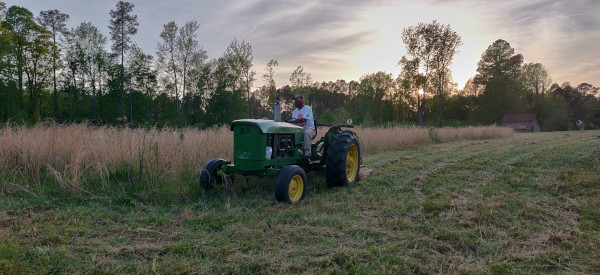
336,2,499,90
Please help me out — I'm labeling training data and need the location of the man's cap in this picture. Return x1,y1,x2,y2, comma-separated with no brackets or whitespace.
293,94,303,100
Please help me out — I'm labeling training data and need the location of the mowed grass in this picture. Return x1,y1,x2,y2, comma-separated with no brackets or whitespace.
1,130,599,273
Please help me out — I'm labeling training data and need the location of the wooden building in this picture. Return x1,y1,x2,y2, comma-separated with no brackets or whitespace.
501,114,540,133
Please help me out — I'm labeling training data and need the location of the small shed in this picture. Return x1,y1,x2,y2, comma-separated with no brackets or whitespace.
501,114,540,133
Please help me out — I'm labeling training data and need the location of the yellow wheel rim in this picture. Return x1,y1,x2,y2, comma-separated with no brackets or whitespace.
346,144,359,182
288,175,304,202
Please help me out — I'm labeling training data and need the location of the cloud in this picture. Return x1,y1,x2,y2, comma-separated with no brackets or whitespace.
211,0,383,84
495,0,600,86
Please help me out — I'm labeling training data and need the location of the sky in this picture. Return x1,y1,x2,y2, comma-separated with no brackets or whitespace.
4,0,600,90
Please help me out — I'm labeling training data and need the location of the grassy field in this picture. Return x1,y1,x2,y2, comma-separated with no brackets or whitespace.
1,130,599,273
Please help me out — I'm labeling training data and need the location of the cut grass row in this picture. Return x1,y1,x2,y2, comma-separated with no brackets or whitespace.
0,130,599,273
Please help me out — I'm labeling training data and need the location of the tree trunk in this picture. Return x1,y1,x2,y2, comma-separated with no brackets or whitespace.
91,77,97,120
0,81,2,119
53,33,58,118
171,54,179,115
437,75,445,127
5,88,8,119
17,50,24,107
120,17,126,122
181,64,186,121
120,57,125,121
418,96,424,126
129,77,133,126
438,92,444,127
145,82,152,121
27,79,35,119
98,67,103,123
70,64,77,120
247,82,251,118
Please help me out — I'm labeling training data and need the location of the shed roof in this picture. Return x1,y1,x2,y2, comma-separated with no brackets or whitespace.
502,114,538,123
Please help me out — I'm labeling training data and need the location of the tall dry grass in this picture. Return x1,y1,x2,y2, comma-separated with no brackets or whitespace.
0,122,512,191
0,123,232,191
325,125,514,152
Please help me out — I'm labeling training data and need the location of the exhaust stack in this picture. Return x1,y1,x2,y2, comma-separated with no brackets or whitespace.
273,97,281,122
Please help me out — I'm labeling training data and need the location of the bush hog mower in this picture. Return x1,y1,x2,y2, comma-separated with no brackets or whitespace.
200,99,362,203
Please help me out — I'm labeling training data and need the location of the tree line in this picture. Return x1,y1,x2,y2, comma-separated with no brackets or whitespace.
0,2,598,130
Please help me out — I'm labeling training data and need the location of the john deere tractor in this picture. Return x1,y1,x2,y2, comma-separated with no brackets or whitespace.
200,100,361,203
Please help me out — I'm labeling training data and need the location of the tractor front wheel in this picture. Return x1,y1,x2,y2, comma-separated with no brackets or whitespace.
200,158,226,189
275,165,307,203
325,131,361,187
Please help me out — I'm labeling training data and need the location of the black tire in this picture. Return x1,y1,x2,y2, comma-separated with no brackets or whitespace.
275,165,307,203
200,158,226,189
325,131,361,187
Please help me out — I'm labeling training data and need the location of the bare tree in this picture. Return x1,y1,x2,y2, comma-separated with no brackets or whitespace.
289,65,311,88
263,59,278,90
259,59,278,106
0,1,7,119
176,20,201,117
0,2,6,19
185,50,209,112
401,21,462,126
156,21,179,111
398,56,427,125
37,9,69,116
109,1,138,124
157,20,206,120
129,44,157,120
69,22,107,119
225,38,255,118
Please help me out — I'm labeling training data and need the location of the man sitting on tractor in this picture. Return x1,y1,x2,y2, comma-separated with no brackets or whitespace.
291,94,315,157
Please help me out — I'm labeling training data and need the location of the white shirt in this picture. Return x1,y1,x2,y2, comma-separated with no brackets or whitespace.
292,105,315,130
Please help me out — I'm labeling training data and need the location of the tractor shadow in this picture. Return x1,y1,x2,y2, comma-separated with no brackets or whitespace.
206,170,340,203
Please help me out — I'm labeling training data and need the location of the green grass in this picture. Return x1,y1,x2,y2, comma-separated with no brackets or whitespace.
1,130,599,273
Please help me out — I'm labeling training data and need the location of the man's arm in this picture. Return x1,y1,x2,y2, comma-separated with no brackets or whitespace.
291,118,308,123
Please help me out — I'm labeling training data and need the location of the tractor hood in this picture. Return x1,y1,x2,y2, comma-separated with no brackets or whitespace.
230,119,302,134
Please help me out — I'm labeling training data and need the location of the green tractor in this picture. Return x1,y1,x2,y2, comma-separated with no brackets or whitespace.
200,100,361,203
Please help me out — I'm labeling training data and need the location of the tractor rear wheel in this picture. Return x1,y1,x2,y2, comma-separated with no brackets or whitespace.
200,158,226,189
275,165,307,203
325,131,361,187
